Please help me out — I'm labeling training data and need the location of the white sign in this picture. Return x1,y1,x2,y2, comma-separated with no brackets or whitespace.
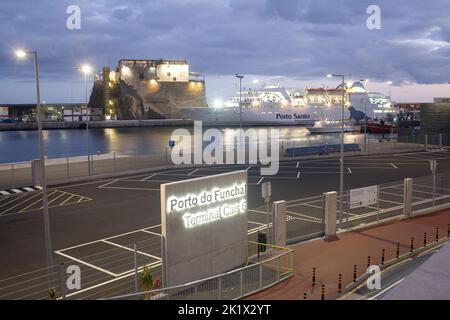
161,170,248,287
262,181,271,202
350,185,378,209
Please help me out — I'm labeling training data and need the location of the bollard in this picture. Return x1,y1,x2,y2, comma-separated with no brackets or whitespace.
367,256,371,268
321,284,325,300
312,267,316,287
423,232,427,247
410,237,414,252
303,292,307,300
353,265,357,282
338,274,342,294
436,227,439,242
448,224,450,238
396,242,400,259
381,248,385,265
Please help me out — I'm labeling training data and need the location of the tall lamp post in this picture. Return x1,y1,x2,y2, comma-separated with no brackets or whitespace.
15,49,54,291
387,81,393,106
235,74,244,146
80,65,93,175
327,74,346,224
360,79,369,153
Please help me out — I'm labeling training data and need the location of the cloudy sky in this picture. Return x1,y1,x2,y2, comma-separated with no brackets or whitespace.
1,0,450,104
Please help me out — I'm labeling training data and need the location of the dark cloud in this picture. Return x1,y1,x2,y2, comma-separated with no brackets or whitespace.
1,0,450,102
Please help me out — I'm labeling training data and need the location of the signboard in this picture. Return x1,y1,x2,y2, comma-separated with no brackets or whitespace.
0,107,8,118
262,181,271,202
168,140,175,148
349,185,378,209
161,170,248,287
430,160,437,173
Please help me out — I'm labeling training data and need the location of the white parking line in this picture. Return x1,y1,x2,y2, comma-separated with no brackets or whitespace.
98,179,119,188
54,250,118,277
297,172,300,179
257,177,264,185
348,167,352,173
390,163,398,169
140,173,157,181
296,161,300,168
187,169,199,176
101,240,161,261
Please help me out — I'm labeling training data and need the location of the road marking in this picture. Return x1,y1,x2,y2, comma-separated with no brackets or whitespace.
47,192,67,206
34,186,42,190
296,161,300,168
257,177,264,185
60,194,75,205
1,191,53,215
140,173,157,181
297,172,300,179
23,187,35,192
140,229,163,237
54,251,118,277
187,169,199,176
98,179,119,188
101,240,161,261
246,165,252,171
347,167,352,173
390,163,398,169
11,189,23,194
0,191,9,196
368,278,405,300
98,186,160,191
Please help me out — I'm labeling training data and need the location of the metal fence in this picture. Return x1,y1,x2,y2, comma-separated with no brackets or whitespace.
0,137,437,190
285,195,325,244
105,242,294,300
335,171,450,231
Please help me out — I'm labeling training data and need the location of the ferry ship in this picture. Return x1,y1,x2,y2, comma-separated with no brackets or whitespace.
180,81,395,127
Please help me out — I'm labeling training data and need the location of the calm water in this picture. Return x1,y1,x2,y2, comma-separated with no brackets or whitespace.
0,126,387,164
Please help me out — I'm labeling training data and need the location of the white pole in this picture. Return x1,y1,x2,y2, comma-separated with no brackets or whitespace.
339,75,345,224
33,51,55,290
84,71,91,176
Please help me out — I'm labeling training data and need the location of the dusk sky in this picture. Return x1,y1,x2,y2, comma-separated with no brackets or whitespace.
2,0,450,104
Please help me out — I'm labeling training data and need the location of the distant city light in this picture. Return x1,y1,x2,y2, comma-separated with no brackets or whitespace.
252,79,259,84
214,99,222,108
121,66,131,77
326,74,333,78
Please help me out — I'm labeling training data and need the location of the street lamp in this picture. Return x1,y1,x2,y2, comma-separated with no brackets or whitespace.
387,81,393,105
327,73,346,224
79,64,93,175
360,79,369,153
15,49,55,291
235,74,244,146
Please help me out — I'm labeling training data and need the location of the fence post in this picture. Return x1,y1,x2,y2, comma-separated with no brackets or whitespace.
403,178,413,217
259,263,263,289
324,191,337,239
277,257,280,282
113,152,116,172
424,134,428,149
218,277,222,300
66,156,69,178
240,269,244,297
11,163,15,187
59,263,65,299
439,134,443,148
376,185,380,222
134,244,138,293
272,200,286,247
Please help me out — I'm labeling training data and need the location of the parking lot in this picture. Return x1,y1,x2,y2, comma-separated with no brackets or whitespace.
0,149,450,299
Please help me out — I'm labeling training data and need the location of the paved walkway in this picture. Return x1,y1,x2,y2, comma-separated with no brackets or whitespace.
247,209,450,300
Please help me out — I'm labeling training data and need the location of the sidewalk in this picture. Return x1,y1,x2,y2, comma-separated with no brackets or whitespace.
247,209,450,300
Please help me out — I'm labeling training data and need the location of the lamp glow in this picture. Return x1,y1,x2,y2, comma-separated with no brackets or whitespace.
15,49,27,59
80,64,92,74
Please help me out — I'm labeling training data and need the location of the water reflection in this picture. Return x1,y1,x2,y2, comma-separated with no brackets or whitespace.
0,126,392,163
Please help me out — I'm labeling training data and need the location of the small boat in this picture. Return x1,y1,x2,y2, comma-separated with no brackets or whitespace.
365,120,398,134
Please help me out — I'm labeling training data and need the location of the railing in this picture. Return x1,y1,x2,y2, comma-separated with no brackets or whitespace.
0,137,438,190
105,242,294,300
